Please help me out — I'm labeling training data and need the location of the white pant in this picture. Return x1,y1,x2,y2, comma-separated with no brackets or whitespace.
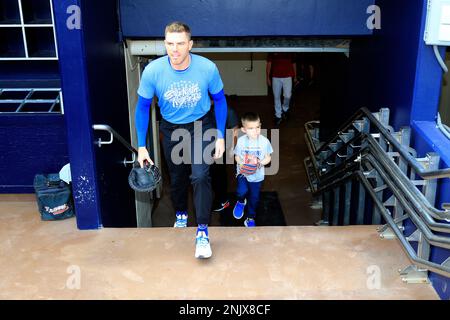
272,77,292,118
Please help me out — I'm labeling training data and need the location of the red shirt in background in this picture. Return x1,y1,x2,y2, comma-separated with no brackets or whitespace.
267,53,296,78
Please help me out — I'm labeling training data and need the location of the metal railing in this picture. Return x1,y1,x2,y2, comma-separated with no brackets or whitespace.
0,88,63,113
310,107,450,179
92,124,137,166
305,166,450,278
304,107,450,282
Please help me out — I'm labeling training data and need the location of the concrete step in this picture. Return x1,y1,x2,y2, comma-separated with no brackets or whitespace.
0,195,438,299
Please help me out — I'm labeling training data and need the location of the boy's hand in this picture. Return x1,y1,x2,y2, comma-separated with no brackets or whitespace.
137,147,154,168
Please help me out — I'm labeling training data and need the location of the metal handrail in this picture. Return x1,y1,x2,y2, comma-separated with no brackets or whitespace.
318,132,450,222
303,108,450,278
303,161,450,278
364,154,450,235
307,147,450,234
364,135,450,222
357,171,450,278
311,107,450,179
307,132,450,227
305,120,450,222
92,125,138,167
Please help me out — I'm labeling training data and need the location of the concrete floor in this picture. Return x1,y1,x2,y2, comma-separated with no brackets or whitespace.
0,194,439,299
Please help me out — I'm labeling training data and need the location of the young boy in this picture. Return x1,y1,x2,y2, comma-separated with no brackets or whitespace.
233,112,273,227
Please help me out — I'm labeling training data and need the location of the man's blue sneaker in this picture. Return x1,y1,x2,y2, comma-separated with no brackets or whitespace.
195,230,212,259
244,218,256,228
233,199,246,219
174,211,188,228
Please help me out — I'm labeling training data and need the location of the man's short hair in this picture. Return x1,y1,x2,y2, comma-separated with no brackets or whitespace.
241,112,260,126
165,21,191,39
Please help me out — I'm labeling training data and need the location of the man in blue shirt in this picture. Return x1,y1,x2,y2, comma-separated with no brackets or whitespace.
135,22,228,259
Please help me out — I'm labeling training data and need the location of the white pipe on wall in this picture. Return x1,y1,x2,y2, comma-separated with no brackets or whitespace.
128,40,167,56
127,40,349,56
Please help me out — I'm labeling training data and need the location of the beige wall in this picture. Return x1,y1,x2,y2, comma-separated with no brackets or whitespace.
439,52,450,126
201,53,268,96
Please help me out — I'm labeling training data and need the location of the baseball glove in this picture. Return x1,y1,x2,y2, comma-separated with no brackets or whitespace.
239,163,258,175
128,161,162,192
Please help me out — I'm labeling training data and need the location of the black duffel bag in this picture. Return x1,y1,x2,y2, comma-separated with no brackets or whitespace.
33,173,75,221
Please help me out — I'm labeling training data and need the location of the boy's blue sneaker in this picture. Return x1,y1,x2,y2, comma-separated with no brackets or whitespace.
244,218,256,228
195,230,212,259
233,199,246,219
173,211,188,228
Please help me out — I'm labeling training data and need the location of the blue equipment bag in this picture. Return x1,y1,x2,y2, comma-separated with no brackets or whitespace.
33,173,75,221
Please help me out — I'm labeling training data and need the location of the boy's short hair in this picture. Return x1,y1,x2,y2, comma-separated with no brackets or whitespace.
241,112,260,126
165,21,191,40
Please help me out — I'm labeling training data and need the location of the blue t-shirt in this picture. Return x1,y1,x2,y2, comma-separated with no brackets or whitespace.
137,54,224,124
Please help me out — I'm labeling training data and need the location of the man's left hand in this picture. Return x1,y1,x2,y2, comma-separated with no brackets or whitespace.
214,138,225,159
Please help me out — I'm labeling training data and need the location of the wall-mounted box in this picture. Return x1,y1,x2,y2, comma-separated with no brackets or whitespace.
425,0,450,45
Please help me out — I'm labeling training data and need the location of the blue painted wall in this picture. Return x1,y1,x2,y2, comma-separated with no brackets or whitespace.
0,61,60,88
0,114,68,193
348,0,423,129
321,0,423,137
120,0,374,37
0,61,67,193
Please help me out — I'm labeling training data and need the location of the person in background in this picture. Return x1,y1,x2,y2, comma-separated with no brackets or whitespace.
266,52,298,126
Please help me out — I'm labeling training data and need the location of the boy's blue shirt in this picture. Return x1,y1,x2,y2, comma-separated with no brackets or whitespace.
234,134,274,183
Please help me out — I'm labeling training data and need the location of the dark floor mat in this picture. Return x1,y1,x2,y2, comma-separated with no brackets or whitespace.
218,192,286,227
